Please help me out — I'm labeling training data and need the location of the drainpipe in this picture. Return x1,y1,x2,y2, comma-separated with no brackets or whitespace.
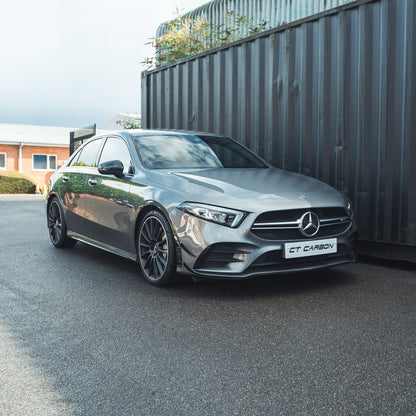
19,142,23,172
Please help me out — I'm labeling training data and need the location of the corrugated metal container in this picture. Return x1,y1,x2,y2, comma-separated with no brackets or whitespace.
142,0,416,246
156,0,356,38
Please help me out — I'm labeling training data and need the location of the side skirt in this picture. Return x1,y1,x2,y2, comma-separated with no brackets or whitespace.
68,231,137,262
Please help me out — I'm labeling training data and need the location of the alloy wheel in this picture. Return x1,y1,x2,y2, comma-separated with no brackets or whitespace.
48,200,62,245
139,215,169,281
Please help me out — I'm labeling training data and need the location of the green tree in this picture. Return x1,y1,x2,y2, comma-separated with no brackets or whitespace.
118,116,141,129
143,10,271,69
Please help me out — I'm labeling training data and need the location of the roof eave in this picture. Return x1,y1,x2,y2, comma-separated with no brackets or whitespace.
0,141,69,147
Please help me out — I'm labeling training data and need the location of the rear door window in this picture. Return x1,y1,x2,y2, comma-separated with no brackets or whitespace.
73,139,104,167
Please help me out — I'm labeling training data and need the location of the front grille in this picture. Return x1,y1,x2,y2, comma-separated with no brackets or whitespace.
251,207,351,240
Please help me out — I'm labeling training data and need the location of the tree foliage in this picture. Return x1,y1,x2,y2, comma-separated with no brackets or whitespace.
118,116,141,130
143,10,270,69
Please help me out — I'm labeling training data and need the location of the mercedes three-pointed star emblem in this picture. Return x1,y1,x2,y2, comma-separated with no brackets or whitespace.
299,211,320,237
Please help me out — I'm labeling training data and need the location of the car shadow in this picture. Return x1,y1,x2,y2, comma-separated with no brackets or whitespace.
173,266,356,299
57,241,356,299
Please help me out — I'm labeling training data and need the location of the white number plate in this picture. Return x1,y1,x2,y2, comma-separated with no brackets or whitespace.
283,238,337,259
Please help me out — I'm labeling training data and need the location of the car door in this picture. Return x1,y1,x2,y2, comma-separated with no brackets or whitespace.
83,136,135,254
60,137,104,235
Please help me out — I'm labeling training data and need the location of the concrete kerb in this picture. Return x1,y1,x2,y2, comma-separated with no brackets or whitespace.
0,194,46,201
356,240,416,271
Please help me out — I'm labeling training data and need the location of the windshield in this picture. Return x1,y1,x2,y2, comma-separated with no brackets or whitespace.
133,134,267,169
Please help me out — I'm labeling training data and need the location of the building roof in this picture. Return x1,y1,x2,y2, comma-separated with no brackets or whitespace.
100,113,141,130
0,123,76,147
157,0,356,38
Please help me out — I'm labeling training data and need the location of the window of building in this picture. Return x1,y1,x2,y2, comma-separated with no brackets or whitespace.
0,153,6,169
33,154,57,171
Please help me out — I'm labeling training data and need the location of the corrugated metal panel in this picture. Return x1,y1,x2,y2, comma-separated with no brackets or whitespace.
156,0,356,38
142,0,416,246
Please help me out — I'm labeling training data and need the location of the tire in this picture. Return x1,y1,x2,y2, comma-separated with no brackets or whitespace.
47,197,77,248
137,210,176,287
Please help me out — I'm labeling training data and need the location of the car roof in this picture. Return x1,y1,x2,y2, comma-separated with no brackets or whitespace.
112,129,225,139
77,129,226,150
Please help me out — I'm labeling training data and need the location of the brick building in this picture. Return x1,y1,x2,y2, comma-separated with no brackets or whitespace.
0,123,73,186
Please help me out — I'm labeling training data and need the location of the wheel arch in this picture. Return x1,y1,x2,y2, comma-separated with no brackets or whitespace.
134,201,182,267
46,193,76,248
46,192,60,213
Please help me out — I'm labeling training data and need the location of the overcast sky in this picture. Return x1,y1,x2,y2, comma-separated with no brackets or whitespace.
0,0,208,128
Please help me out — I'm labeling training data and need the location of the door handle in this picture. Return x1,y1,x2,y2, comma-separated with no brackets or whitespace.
88,177,97,186
62,175,69,182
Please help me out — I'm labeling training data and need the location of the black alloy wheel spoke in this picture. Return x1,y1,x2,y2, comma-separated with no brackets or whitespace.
155,225,163,241
144,254,152,269
141,248,151,257
141,230,152,245
49,225,55,239
48,205,57,225
157,254,167,267
144,221,153,241
150,258,157,278
55,224,61,240
149,218,155,238
155,258,163,276
49,203,56,219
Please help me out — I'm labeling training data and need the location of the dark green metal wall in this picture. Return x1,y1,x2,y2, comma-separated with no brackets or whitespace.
142,0,416,245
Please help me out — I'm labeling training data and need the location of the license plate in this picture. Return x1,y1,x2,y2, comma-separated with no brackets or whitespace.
283,238,337,259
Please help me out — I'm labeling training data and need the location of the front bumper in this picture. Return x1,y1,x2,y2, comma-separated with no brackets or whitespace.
170,209,357,279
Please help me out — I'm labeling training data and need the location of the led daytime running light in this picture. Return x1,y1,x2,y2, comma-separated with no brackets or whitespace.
177,202,246,228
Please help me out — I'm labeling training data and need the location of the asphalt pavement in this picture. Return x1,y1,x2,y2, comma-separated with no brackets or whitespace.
0,199,415,415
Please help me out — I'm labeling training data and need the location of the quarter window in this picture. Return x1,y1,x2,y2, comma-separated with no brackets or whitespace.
0,152,6,169
33,154,57,171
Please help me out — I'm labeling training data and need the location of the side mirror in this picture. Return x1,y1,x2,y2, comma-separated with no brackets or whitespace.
98,160,124,178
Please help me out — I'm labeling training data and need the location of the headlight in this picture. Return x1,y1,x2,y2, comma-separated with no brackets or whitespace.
346,199,354,218
177,202,247,228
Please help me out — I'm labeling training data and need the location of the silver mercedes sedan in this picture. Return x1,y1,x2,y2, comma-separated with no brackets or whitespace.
46,130,356,286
